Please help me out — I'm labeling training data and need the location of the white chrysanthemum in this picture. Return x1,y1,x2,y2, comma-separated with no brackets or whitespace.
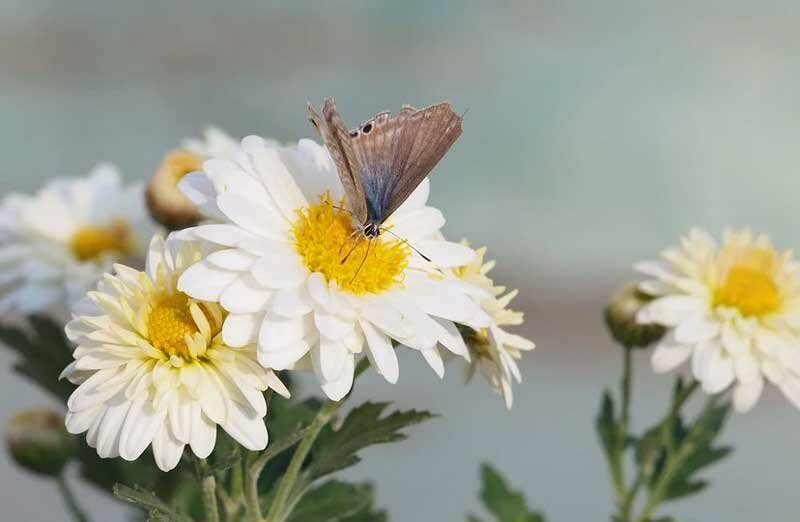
637,228,800,412
454,245,535,409
0,165,154,318
175,135,491,400
62,236,288,471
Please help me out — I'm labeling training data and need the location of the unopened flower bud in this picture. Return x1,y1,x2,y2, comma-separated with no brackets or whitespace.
605,283,665,349
146,149,203,230
6,409,75,476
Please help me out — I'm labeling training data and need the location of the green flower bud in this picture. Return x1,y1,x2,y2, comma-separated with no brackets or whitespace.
605,283,665,349
6,409,75,476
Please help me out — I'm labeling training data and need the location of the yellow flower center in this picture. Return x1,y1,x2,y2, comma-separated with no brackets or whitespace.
69,220,132,261
292,196,409,295
715,264,780,317
160,150,203,184
147,293,220,359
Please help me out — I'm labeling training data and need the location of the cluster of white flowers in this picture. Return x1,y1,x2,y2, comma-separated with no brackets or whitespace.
636,228,800,412
1,129,535,471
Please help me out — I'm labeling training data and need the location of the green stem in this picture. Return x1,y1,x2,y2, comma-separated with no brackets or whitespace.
634,392,712,522
195,458,220,522
611,347,634,515
264,399,343,522
56,474,89,522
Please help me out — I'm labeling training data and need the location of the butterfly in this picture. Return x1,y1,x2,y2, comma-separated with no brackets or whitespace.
307,98,463,245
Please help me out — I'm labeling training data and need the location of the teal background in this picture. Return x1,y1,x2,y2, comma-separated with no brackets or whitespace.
2,1,800,520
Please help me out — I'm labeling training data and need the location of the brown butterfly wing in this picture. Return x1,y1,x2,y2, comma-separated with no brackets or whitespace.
350,103,463,222
307,98,368,223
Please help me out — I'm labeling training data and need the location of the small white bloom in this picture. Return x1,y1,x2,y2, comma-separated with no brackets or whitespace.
62,236,288,471
0,165,154,319
176,135,490,400
454,245,535,409
637,228,800,412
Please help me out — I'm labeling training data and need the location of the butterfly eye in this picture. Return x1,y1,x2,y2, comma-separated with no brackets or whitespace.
309,118,318,128
349,130,359,138
362,122,373,134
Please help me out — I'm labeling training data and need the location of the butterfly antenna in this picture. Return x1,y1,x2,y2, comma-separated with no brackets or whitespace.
350,239,372,285
382,229,432,262
324,200,357,218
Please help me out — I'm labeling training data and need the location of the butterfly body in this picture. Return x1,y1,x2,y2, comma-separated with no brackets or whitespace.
308,98,463,241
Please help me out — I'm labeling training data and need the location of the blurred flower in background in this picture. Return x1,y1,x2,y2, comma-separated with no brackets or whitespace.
6,408,75,476
146,127,242,230
455,245,535,409
0,165,154,320
636,228,800,412
62,236,288,471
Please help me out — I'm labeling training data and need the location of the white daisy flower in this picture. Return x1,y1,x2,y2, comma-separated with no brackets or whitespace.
62,236,288,472
454,245,535,409
175,135,490,400
636,228,800,412
0,165,154,319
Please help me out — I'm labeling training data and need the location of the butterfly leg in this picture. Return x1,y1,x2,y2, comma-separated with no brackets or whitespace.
340,233,364,264
338,227,363,257
350,238,373,285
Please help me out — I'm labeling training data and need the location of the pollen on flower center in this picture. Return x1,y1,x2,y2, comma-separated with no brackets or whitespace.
147,293,220,359
292,196,409,295
69,220,132,261
715,264,780,316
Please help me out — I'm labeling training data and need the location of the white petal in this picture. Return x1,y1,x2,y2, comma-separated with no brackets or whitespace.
638,295,706,327
178,261,238,301
220,274,271,314
250,253,306,289
190,224,256,247
222,401,268,451
360,320,398,384
312,340,349,382
651,343,692,373
222,313,262,347
207,249,257,271
319,352,355,401
189,407,217,459
420,346,445,378
243,136,307,220
271,285,313,318
119,395,166,461
414,240,475,268
178,172,222,219
152,424,185,472
699,343,735,394
733,377,763,412
217,193,285,239
674,316,719,344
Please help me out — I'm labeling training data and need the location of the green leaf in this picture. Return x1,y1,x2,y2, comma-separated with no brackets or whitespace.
650,400,733,503
467,516,488,522
308,402,435,480
478,464,546,522
113,484,194,522
0,316,75,401
287,480,377,522
595,391,616,457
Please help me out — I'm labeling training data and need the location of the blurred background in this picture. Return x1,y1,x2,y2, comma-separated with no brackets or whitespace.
3,0,800,520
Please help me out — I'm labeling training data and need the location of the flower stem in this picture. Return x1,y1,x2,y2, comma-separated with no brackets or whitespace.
56,473,89,522
634,394,714,522
612,347,634,519
195,457,220,522
264,399,342,522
